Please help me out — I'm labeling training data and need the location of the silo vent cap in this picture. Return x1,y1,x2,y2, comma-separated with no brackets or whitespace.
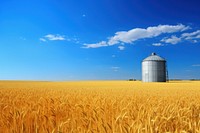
143,53,166,61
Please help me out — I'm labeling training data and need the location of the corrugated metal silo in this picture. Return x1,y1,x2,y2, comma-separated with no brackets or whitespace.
142,53,167,82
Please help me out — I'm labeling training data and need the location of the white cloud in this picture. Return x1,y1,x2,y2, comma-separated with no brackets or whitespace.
152,43,164,46
118,46,125,50
83,24,190,48
111,67,120,72
40,38,46,42
181,30,200,40
44,34,65,41
196,35,200,39
82,14,86,17
192,64,200,67
182,30,200,38
108,24,189,45
161,35,181,44
82,41,108,48
158,30,200,45
40,34,82,44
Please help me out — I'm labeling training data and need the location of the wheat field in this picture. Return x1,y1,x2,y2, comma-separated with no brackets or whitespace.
0,81,200,133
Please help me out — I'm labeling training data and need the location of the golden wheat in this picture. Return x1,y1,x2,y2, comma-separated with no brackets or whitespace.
0,81,200,133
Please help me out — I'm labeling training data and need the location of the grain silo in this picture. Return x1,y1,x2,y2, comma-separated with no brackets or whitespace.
142,53,167,82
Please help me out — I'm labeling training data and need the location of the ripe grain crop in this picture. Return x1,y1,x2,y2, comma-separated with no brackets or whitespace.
0,81,200,133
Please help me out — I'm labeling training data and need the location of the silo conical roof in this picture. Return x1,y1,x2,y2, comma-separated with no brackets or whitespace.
143,53,166,61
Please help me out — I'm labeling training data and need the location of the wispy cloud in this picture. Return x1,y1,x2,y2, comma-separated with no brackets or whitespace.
44,34,65,41
111,67,120,72
157,30,200,45
118,46,125,50
152,43,164,46
112,55,116,58
192,64,200,67
20,37,26,41
40,34,66,42
181,30,200,40
39,38,46,42
83,24,190,48
192,40,198,43
40,34,82,44
82,41,107,48
161,35,181,44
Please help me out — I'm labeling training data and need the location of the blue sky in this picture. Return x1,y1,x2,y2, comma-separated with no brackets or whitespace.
0,0,200,80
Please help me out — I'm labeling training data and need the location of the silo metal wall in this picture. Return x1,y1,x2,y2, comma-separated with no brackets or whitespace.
142,61,166,82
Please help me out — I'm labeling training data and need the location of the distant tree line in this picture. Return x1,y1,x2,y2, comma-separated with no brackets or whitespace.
128,79,137,81
170,79,200,81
